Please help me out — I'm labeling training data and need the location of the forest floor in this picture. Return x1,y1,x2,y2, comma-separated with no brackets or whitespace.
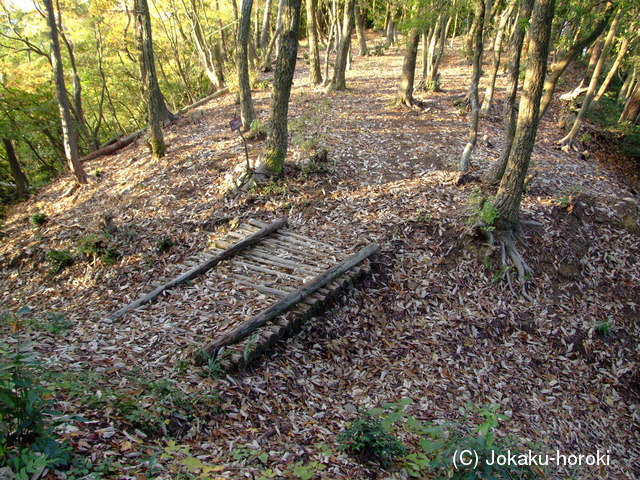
1,33,639,479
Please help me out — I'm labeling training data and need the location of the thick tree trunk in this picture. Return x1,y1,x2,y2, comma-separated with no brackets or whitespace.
2,138,29,197
259,0,302,176
593,34,630,104
483,0,534,184
260,0,273,48
395,30,420,107
354,2,367,56
620,81,640,124
43,0,88,184
134,0,167,157
306,0,322,84
494,0,555,235
238,0,257,128
459,0,485,174
560,9,621,149
327,0,355,92
538,2,614,120
480,0,515,115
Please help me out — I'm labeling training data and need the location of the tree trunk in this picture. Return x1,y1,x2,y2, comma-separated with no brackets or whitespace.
260,0,273,48
327,0,355,92
134,0,167,157
560,8,621,149
538,2,614,120
620,80,640,124
258,0,302,176
459,0,485,174
43,0,88,184
618,64,637,104
56,8,96,152
593,34,630,104
480,0,515,115
186,0,225,90
354,2,367,56
483,0,534,184
395,30,420,107
306,0,322,84
583,38,603,85
493,0,554,237
2,138,29,197
238,0,257,128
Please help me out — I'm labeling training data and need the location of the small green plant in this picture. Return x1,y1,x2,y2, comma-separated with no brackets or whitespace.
78,233,119,265
30,213,47,227
468,188,499,231
249,118,267,137
595,319,612,338
580,132,592,144
46,249,73,273
338,410,407,467
414,209,432,224
371,41,388,56
156,236,175,254
0,321,73,475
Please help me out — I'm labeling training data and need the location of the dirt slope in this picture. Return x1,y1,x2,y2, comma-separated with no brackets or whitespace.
1,33,639,479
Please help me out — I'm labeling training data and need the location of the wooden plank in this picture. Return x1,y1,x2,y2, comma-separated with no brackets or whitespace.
248,219,339,253
199,243,379,359
105,217,288,322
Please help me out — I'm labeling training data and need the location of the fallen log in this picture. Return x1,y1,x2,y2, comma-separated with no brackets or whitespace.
81,132,140,162
105,217,288,322
199,242,379,360
82,88,230,162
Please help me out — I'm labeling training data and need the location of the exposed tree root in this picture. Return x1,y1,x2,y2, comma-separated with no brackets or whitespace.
468,222,533,300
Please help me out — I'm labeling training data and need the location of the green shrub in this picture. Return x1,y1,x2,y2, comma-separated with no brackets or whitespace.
46,249,73,273
30,213,47,227
156,236,175,254
338,410,407,467
78,233,119,265
0,331,73,475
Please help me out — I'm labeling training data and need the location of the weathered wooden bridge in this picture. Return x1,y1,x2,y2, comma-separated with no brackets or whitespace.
106,218,378,369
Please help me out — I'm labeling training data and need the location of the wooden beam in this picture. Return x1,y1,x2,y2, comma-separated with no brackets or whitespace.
105,217,288,322
199,243,379,359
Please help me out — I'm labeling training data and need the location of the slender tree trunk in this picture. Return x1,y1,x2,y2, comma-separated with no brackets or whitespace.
322,17,336,85
2,138,29,197
260,0,273,48
593,34,630,104
238,0,257,128
258,0,303,176
306,0,322,85
583,38,603,85
185,0,225,90
620,80,640,124
354,2,367,56
134,0,167,157
275,0,285,51
327,0,355,91
459,0,485,174
538,2,614,120
43,0,88,184
493,0,555,236
57,12,96,152
560,9,621,149
480,0,515,115
483,0,534,184
395,30,420,107
619,64,637,104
